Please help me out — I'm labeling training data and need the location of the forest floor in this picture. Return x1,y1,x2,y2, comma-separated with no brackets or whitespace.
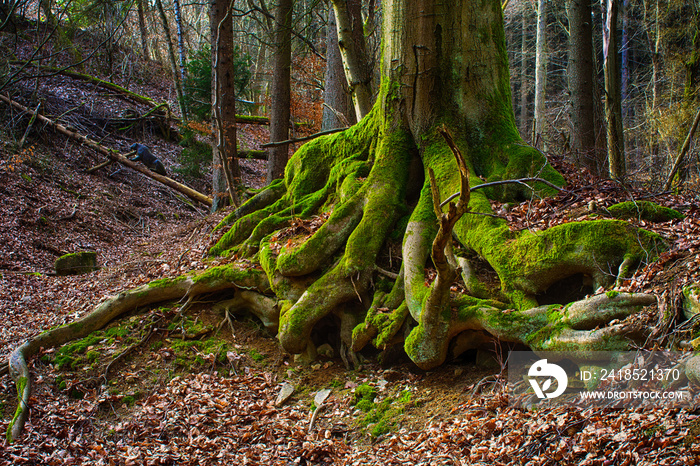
3,20,700,466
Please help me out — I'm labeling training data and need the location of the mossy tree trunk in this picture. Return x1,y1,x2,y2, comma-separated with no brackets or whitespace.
210,0,663,368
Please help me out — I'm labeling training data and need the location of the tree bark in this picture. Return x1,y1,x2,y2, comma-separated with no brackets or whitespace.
567,0,599,175
322,7,355,130
267,0,294,183
331,0,374,120
533,0,547,147
155,0,188,120
172,0,188,92
250,42,268,116
136,0,151,59
642,0,662,111
211,0,241,210
519,8,530,139
603,0,625,179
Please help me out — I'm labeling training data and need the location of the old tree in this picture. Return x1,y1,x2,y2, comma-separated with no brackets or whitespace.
7,0,663,441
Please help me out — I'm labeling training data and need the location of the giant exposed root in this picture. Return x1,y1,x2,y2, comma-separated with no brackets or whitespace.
6,104,668,441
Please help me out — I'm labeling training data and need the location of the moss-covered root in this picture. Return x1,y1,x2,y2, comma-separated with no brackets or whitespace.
5,277,191,442
523,292,657,354
5,263,271,442
214,178,287,231
278,267,373,354
351,267,408,351
405,292,656,370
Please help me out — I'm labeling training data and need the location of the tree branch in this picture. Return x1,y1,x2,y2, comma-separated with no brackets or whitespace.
261,127,347,148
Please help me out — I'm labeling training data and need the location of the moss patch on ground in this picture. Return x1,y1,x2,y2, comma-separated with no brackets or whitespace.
350,382,414,438
607,201,684,222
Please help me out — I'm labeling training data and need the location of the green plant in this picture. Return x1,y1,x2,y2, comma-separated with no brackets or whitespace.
183,46,253,121
175,128,212,178
352,383,377,405
249,349,266,362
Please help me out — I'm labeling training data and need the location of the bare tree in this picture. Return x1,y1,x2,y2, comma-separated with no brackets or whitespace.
331,0,373,119
533,0,547,146
322,7,355,130
136,0,151,59
267,0,294,182
211,0,241,209
567,0,599,174
155,0,188,119
603,0,625,178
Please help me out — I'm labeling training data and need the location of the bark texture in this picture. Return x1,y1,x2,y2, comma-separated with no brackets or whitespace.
533,0,548,145
603,0,625,178
322,8,355,130
211,0,241,209
567,0,599,175
136,0,150,59
267,0,294,183
331,0,374,119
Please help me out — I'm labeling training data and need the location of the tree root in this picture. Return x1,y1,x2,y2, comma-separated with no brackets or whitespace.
5,264,273,442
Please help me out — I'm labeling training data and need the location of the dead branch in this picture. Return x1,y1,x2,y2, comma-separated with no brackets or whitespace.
238,150,267,160
0,94,212,207
87,158,121,173
664,107,700,192
18,103,41,149
261,127,348,148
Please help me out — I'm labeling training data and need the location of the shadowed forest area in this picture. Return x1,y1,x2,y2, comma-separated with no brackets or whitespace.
1,0,700,464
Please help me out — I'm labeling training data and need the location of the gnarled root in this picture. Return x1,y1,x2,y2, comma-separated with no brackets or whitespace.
5,263,272,442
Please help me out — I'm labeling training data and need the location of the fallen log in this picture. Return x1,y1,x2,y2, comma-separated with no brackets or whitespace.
10,63,271,126
0,94,212,207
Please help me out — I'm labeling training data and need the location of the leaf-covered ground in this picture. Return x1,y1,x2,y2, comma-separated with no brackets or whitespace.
3,21,700,466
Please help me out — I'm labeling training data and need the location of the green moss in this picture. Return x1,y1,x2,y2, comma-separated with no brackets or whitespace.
170,336,230,369
606,290,620,299
106,326,129,338
355,389,413,438
352,383,377,405
355,399,375,413
148,275,187,289
249,349,266,362
52,333,105,370
191,263,270,292
54,251,98,276
6,376,28,443
607,201,684,222
464,219,665,310
210,106,380,259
